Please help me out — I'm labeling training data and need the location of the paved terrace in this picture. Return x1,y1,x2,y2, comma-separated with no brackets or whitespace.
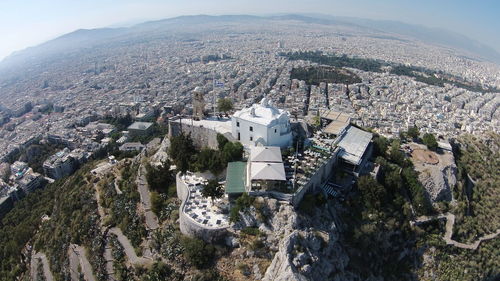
286,139,336,192
176,117,232,135
181,173,230,229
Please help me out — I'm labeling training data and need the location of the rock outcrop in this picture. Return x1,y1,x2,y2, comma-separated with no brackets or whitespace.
418,160,457,202
241,196,354,281
262,231,308,281
409,144,458,203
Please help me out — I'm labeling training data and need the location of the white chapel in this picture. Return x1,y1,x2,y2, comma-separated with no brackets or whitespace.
231,98,292,148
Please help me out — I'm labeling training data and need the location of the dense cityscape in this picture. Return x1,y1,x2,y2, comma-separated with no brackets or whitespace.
0,14,498,281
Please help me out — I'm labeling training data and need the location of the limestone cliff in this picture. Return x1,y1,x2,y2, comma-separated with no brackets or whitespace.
234,197,353,281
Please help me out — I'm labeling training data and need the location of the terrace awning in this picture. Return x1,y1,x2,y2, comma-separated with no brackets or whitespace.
250,146,283,163
225,161,247,194
250,162,286,181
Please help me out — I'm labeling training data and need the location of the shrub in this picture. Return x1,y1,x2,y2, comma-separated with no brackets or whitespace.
236,263,250,274
145,160,175,193
422,133,438,150
407,125,420,140
216,133,229,151
241,227,261,236
192,269,228,281
217,98,233,114
180,236,215,269
373,135,389,157
229,193,255,223
249,239,265,251
169,133,196,174
151,191,163,216
298,193,326,215
201,179,224,202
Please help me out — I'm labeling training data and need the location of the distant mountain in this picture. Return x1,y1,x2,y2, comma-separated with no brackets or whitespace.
298,13,500,63
342,18,500,63
136,14,260,27
0,28,127,70
1,14,499,70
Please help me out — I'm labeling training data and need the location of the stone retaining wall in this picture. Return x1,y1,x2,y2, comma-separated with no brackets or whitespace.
291,147,340,207
168,118,234,150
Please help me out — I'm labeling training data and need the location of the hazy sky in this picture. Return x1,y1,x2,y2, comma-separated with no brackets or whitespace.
0,0,499,60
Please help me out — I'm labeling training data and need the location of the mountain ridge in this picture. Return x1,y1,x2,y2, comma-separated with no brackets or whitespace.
1,13,499,68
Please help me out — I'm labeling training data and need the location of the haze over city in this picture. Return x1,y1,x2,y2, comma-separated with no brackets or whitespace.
1,0,499,61
0,1,498,281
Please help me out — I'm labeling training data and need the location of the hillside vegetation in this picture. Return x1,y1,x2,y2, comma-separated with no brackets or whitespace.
282,51,498,93
452,133,500,243
341,133,499,281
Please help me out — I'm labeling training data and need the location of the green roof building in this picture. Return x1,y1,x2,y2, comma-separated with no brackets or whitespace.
225,161,247,195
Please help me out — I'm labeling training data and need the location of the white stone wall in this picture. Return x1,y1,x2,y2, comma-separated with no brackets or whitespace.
175,172,228,243
232,116,292,148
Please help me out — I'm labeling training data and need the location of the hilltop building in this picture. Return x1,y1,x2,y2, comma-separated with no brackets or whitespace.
225,146,287,198
248,146,286,190
231,98,292,148
335,126,373,176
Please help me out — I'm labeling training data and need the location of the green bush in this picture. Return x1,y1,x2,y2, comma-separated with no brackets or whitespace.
192,269,228,281
201,179,224,201
180,236,215,269
422,133,438,150
145,160,175,193
217,98,233,114
407,125,420,140
373,135,389,157
249,239,265,251
241,227,261,236
151,191,163,216
169,133,197,174
216,133,229,150
298,193,326,215
229,193,255,223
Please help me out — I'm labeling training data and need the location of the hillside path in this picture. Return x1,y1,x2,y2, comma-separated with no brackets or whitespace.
68,244,96,281
412,212,500,250
136,164,159,230
109,227,154,266
30,252,54,281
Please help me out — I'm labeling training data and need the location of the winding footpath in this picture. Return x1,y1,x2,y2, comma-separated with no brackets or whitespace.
68,244,96,281
90,143,165,276
30,252,54,281
136,165,159,230
412,212,500,250
108,227,154,266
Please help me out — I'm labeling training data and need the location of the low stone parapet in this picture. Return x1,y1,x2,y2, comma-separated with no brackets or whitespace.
176,172,228,243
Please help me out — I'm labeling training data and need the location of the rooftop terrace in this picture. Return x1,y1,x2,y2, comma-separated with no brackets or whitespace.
181,174,230,229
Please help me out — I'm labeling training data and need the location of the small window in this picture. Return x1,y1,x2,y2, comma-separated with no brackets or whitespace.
236,121,240,127
274,128,277,133
237,132,240,140
249,126,253,132
250,136,253,141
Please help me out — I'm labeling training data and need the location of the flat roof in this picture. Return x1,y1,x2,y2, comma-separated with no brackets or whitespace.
128,122,153,130
337,126,372,166
177,117,232,135
319,109,351,123
250,146,283,163
225,162,247,194
324,120,349,135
